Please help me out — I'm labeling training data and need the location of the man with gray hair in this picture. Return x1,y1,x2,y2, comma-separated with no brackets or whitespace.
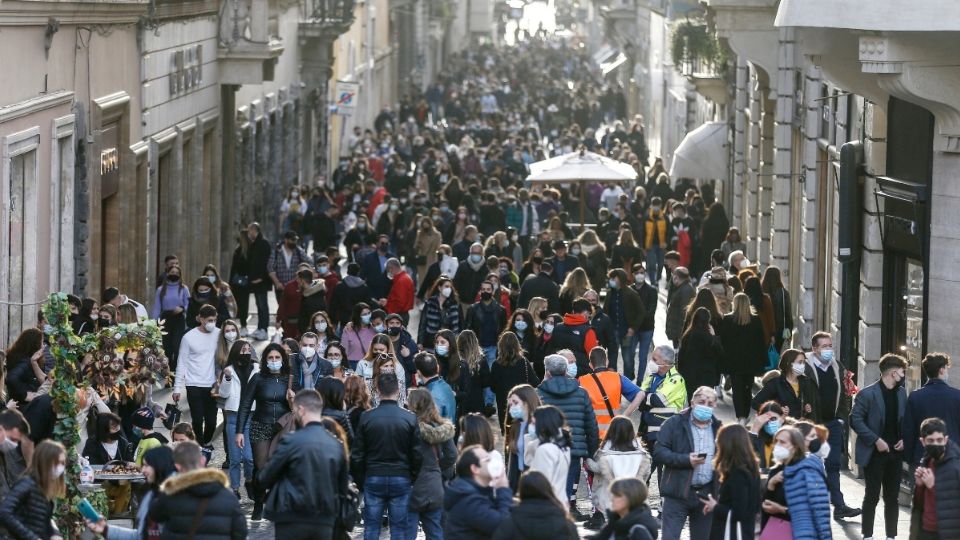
453,241,489,307
653,386,720,540
537,353,599,519
384,258,414,325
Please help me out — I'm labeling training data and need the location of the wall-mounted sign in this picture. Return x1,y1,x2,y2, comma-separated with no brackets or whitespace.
333,81,359,116
169,45,203,97
100,148,119,176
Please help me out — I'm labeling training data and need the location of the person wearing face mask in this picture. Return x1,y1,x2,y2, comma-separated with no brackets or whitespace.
418,278,463,350
386,313,418,380
202,264,238,322
522,405,572,506
801,330,860,520
848,353,908,540
152,265,190,369
652,385,720,540
288,332,334,396
83,413,135,514
536,353,597,519
909,417,960,540
903,352,960,469
130,407,170,467
216,340,259,497
312,254,340,306
186,277,226,330
268,230,310,307
413,216,443,287
443,445,514,539
256,389,349,540
323,342,353,380
464,280,508,375
0,410,28,500
637,345,687,453
751,349,820,422
454,242,490,308
172,305,221,447
0,440,66,540
747,401,785,472
772,425,833,540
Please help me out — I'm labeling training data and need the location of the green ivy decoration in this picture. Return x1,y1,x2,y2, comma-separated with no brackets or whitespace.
42,293,169,538
670,20,728,73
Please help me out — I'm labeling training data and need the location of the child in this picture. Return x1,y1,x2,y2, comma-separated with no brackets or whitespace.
170,422,212,464
586,415,652,530
131,407,169,465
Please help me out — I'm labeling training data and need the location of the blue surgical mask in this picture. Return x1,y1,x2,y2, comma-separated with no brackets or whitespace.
692,404,713,422
470,254,483,264
543,323,555,334
436,344,449,356
608,278,618,289
566,362,578,378
267,361,283,372
361,314,372,325
509,404,524,420
514,320,528,332
764,420,781,436
132,426,144,438
374,324,386,333
820,348,834,363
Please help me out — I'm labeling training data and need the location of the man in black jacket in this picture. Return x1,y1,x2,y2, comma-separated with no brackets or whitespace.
630,262,658,382
517,260,560,314
545,240,581,285
150,441,247,539
329,263,377,327
352,373,422,539
258,390,349,540
244,222,273,342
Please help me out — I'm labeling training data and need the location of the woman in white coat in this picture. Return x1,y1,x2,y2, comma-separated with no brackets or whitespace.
217,339,259,496
523,404,572,506
585,415,652,530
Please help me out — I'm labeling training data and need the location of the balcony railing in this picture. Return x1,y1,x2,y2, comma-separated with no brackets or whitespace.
302,0,355,24
680,55,722,78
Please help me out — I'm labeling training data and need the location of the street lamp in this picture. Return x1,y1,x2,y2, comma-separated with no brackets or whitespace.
300,0,355,184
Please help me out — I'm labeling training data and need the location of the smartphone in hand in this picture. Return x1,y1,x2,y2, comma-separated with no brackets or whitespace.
77,499,102,523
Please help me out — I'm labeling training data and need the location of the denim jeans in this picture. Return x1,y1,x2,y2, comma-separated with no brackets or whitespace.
482,346,497,406
824,418,847,507
363,476,412,540
608,331,632,375
405,508,443,540
646,246,665,284
566,456,583,502
224,411,253,490
628,330,654,382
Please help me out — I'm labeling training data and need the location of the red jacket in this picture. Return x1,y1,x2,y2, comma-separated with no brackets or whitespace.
386,270,415,314
276,279,303,339
562,313,598,354
321,272,340,307
366,187,387,220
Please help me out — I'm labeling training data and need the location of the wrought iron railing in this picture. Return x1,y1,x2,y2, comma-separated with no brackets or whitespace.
302,0,355,24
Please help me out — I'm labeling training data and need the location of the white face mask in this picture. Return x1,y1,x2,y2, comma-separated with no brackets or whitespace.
441,286,453,298
791,363,806,376
487,453,505,478
224,331,238,342
203,322,217,332
315,322,328,333
772,444,791,462
53,464,65,478
91,314,99,321
300,346,316,359
328,358,342,369
815,441,831,460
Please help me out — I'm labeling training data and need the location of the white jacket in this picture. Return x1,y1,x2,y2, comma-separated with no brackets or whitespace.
218,364,259,412
587,440,652,511
524,435,571,505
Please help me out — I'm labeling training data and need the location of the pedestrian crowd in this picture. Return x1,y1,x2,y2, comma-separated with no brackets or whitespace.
0,36,957,540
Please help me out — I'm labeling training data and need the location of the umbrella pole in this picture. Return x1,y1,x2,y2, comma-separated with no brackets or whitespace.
580,189,586,230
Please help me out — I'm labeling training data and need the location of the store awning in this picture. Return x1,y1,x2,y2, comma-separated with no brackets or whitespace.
669,121,728,180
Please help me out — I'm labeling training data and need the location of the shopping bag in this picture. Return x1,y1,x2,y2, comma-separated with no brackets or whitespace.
766,344,780,372
759,516,793,540
163,403,181,431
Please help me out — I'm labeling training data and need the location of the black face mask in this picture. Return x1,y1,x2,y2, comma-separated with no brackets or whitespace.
379,243,389,252
926,443,947,461
238,353,252,365
481,292,493,301
808,439,822,454
168,275,180,282
387,327,402,337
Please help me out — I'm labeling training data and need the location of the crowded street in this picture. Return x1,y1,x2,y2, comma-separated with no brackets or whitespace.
2,1,959,540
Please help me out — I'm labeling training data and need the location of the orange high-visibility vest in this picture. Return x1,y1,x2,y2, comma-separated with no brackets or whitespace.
579,370,623,439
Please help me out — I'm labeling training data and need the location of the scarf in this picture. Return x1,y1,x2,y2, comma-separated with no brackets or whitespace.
301,355,319,386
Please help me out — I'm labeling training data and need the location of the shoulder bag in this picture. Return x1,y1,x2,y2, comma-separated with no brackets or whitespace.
589,373,616,418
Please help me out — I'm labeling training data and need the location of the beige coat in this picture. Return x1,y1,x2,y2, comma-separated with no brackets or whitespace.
586,440,652,511
414,228,442,284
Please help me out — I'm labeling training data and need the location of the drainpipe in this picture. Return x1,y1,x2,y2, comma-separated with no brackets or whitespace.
837,140,863,377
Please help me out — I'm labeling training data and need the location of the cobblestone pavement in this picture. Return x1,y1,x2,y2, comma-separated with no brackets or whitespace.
129,281,908,539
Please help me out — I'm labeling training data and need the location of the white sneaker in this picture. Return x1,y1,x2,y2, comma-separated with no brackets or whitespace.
252,329,268,341
239,327,249,338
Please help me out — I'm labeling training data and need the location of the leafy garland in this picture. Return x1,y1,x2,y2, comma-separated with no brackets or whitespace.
670,20,728,73
41,292,170,538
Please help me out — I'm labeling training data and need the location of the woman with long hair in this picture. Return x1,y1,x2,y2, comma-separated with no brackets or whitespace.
559,267,590,315
324,341,353,380
216,319,256,371
682,288,723,336
751,348,820,422
317,377,353,443
491,332,540,429
698,202,731,272
761,265,794,351
773,426,833,539
506,309,537,357
86,445,177,538
0,440,66,539
504,384,542,489
218,339,258,496
413,216,443,287
611,228,644,280
586,416,653,530
406,388,457,540
98,304,118,330
307,311,337,351
591,477,659,540
575,229,609,291
748,401,786,472
720,227,747,260
4,328,45,406
458,412,496,452
523,405,572,506
531,313,562,380
454,330,491,418
344,374,372,429
341,302,375,369
700,423,761,540
677,307,724,402
357,334,399,393
434,329,465,390
370,349,407,407
718,293,767,423
418,277,463,350
116,303,139,324
527,297,549,330
493,470,579,540
743,275,776,348
235,342,291,521
202,263,238,322
519,249,544,283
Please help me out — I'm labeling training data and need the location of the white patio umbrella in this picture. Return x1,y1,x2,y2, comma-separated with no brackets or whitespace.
669,121,729,180
527,149,637,226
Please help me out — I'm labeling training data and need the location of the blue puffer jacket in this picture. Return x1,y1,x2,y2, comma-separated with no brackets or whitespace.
537,377,600,458
783,455,832,540
443,477,514,539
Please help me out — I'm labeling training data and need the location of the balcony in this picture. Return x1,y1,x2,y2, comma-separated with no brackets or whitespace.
299,0,355,39
680,55,728,104
671,21,729,104
218,0,284,85
704,0,778,91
